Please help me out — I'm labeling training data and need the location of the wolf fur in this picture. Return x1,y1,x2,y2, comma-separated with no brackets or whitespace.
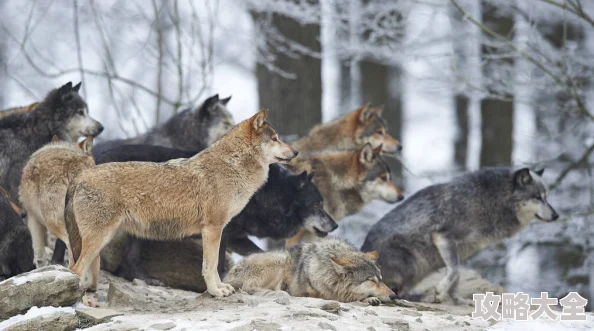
19,136,95,268
65,109,298,297
0,186,35,280
361,168,559,304
0,102,39,120
224,238,395,305
285,144,404,246
0,82,103,201
291,104,401,155
93,94,233,157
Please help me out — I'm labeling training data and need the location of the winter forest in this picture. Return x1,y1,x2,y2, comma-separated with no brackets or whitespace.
1,0,594,325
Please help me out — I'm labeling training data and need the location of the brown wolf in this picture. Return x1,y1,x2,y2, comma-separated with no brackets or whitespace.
291,104,401,155
285,144,403,246
65,109,298,297
0,102,40,120
224,238,396,305
19,136,95,268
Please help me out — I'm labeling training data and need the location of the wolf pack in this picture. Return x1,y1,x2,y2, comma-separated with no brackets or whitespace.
0,81,560,309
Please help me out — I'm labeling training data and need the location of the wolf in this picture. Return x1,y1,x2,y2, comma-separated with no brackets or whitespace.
0,102,39,120
291,103,402,155
362,168,559,304
224,238,395,305
0,82,103,201
95,143,336,281
65,109,298,297
285,144,404,246
0,186,35,280
19,136,95,268
92,94,233,157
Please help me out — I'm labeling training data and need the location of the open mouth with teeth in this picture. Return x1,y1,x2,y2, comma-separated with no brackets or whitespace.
313,227,329,237
535,214,547,221
275,156,293,162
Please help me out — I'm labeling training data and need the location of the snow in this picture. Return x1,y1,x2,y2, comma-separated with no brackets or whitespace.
0,306,74,330
487,315,594,331
5,269,73,286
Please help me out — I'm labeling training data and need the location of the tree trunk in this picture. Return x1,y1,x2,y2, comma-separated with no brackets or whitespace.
254,12,322,137
479,1,515,167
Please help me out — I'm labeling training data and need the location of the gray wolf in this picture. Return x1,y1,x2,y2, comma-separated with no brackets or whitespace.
0,82,103,201
19,136,95,268
95,143,336,282
0,186,35,280
285,144,404,246
0,102,39,120
224,237,396,305
65,109,298,298
92,94,233,157
291,103,402,155
362,168,559,304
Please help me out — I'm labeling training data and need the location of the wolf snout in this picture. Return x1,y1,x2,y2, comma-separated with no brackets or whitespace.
397,194,404,202
389,293,397,301
551,210,559,221
96,123,105,134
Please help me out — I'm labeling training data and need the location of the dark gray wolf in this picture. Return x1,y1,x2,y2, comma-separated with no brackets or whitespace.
65,109,298,299
362,168,559,304
0,186,35,280
0,82,103,201
224,237,396,305
92,94,233,157
94,144,336,283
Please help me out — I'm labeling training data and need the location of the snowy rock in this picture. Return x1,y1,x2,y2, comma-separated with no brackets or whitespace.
0,306,78,331
149,321,177,330
0,265,82,320
318,321,338,330
76,308,123,325
229,319,282,331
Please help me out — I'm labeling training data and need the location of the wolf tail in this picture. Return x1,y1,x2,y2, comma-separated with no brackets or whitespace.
64,184,82,264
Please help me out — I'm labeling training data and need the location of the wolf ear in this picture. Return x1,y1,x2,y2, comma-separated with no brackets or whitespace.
58,82,73,96
78,136,93,154
307,171,315,182
220,95,232,105
365,250,379,261
372,144,383,157
251,109,268,130
371,105,385,116
513,168,532,187
359,143,375,164
331,256,350,274
198,94,219,114
535,169,545,176
357,103,373,123
72,82,82,93
51,135,60,143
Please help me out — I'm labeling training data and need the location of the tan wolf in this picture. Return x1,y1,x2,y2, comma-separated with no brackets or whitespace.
0,102,39,120
19,136,95,268
285,144,403,246
291,103,401,155
224,238,396,305
65,109,298,297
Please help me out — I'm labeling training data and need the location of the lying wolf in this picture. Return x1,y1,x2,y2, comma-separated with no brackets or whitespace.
0,82,103,201
0,102,39,120
19,136,95,268
291,103,401,155
362,168,559,304
66,109,297,298
0,186,35,280
93,94,233,157
224,238,395,305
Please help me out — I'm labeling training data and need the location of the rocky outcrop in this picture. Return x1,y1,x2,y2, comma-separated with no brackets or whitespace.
0,307,78,331
0,265,82,320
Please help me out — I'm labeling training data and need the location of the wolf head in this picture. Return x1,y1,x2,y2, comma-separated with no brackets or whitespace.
357,144,404,203
331,249,395,303
38,82,103,141
197,94,235,145
354,104,402,155
288,171,338,237
513,168,558,223
248,109,298,164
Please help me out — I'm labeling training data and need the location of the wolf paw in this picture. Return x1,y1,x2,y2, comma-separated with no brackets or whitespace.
208,286,234,298
82,293,100,307
363,297,381,306
218,282,235,293
453,296,474,306
145,278,165,287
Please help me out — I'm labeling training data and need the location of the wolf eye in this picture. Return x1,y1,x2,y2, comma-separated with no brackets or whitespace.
77,109,85,116
272,137,279,142
376,130,383,135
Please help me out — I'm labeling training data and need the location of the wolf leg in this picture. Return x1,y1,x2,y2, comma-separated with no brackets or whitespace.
227,237,263,255
217,236,228,276
27,216,48,267
285,228,305,247
51,239,67,265
431,232,460,304
202,225,234,297
89,255,101,292
122,237,165,286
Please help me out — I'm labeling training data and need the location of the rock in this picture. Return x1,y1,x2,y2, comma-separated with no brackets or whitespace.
319,301,341,313
132,279,148,287
415,317,423,323
382,318,410,330
76,308,123,325
401,310,422,317
318,321,338,330
0,265,82,320
0,307,78,331
273,297,290,305
107,282,150,307
229,319,282,331
150,322,177,330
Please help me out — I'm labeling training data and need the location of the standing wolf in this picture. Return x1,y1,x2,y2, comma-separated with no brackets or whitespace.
0,82,103,201
92,94,233,157
65,109,298,298
362,168,559,304
224,238,395,305
19,136,95,268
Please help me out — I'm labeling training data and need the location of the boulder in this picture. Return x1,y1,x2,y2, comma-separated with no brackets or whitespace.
0,307,78,331
0,265,82,320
